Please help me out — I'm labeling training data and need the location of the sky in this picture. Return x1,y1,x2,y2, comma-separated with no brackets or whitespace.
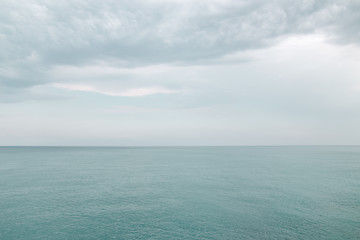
1,0,360,146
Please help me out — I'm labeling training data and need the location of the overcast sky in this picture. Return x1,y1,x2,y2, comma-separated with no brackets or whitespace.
1,0,360,146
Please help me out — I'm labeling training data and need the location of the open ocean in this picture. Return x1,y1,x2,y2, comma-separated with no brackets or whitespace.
0,146,359,239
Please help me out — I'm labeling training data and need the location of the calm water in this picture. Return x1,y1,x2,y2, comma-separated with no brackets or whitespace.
0,146,359,239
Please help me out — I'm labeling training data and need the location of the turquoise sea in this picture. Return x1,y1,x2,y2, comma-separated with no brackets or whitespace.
0,146,359,239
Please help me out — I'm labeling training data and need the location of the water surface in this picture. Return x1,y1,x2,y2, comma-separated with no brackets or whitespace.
0,146,359,239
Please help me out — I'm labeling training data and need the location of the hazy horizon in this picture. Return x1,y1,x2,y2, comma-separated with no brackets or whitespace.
1,145,360,148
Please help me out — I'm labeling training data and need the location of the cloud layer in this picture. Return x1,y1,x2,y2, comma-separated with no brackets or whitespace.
1,0,360,100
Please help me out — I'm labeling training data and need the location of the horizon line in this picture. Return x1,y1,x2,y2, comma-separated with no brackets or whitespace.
1,145,360,148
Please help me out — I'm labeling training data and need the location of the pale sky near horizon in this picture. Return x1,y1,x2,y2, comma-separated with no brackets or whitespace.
1,0,360,146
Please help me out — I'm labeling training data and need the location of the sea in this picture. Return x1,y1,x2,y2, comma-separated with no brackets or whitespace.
0,146,359,239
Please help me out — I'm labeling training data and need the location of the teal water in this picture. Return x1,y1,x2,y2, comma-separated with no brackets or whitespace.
0,146,359,239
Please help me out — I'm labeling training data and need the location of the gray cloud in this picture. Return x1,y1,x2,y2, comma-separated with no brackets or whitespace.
0,0,359,101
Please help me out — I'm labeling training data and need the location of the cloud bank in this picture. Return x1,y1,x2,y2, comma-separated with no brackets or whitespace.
1,0,360,101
